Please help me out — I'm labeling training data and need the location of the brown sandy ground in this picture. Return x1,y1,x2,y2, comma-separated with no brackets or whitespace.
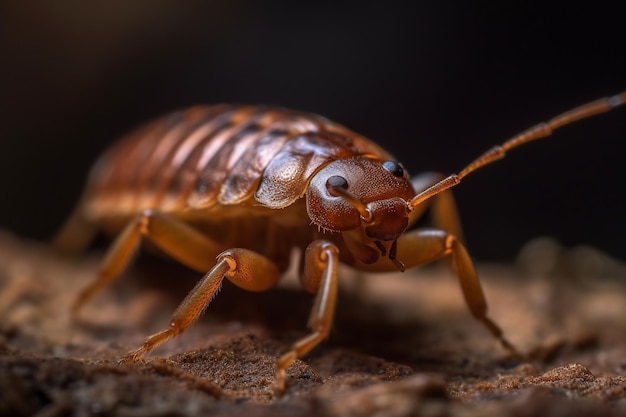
1,229,626,417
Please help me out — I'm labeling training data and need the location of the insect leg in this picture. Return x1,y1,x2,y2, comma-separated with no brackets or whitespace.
410,172,464,243
124,247,281,362
394,228,518,355
71,209,223,315
51,200,98,255
274,240,339,393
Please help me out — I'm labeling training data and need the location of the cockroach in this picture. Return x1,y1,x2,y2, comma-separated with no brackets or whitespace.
53,92,625,392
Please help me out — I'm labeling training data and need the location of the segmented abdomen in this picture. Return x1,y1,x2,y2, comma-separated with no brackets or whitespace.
84,105,392,221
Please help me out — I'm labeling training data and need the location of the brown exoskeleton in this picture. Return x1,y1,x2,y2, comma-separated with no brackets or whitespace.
53,92,625,392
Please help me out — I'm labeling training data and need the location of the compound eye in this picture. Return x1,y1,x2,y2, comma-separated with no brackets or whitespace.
326,175,348,196
382,161,404,177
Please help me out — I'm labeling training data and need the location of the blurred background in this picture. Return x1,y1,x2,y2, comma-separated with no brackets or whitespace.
0,1,624,263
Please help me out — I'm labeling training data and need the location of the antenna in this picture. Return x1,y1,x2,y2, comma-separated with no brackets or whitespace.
409,92,626,210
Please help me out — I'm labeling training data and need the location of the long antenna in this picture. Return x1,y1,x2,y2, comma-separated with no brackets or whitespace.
409,91,626,210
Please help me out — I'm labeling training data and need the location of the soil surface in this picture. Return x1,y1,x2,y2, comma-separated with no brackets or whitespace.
2,229,626,416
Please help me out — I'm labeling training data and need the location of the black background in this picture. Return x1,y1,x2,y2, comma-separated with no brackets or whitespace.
1,1,624,262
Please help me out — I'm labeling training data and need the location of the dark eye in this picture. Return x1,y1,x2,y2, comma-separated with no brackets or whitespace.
382,161,404,177
326,175,348,195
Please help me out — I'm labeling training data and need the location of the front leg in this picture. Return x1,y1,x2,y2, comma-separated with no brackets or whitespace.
392,228,518,354
409,172,464,243
274,240,340,393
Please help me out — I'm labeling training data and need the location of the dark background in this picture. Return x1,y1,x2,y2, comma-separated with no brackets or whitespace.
1,1,624,263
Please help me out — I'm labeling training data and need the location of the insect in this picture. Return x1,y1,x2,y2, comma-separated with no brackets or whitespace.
53,92,625,392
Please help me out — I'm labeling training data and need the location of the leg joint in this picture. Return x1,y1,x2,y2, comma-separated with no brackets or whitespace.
444,233,459,251
138,209,157,233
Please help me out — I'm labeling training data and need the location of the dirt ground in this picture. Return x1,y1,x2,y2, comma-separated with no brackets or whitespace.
2,228,626,417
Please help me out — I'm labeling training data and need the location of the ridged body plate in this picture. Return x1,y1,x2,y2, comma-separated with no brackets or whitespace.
83,105,392,232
